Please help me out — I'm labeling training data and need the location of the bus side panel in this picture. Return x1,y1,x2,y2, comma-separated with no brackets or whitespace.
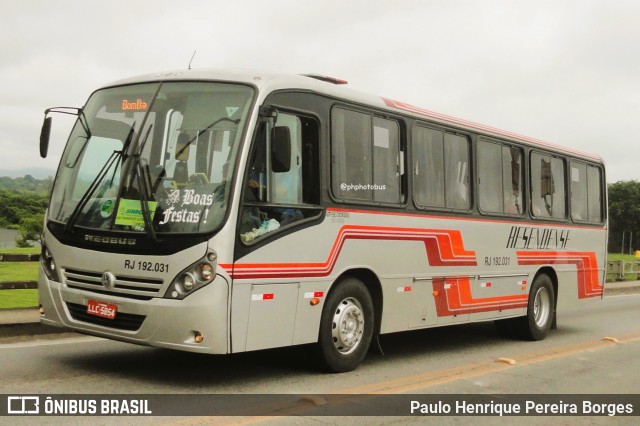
380,277,436,331
556,268,579,311
292,281,332,345
230,279,332,351
230,210,606,352
230,219,342,352
245,283,299,351
230,283,252,352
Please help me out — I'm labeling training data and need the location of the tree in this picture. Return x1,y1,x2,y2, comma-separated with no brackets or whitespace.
16,214,44,248
608,180,640,253
0,176,51,248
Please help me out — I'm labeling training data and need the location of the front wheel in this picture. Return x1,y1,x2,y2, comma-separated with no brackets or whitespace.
317,277,374,373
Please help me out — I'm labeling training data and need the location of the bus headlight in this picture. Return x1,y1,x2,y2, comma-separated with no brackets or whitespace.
41,244,60,282
164,250,217,300
199,263,214,281
181,273,196,292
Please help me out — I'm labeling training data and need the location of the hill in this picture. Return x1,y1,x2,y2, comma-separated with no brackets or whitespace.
0,174,53,194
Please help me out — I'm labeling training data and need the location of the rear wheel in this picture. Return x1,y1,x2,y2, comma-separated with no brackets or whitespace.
520,273,555,340
494,273,555,341
317,277,374,373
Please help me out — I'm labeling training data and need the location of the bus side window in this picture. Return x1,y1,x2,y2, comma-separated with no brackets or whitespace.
413,125,445,208
570,161,603,223
587,165,603,223
413,126,470,211
531,153,566,220
444,133,470,210
540,159,554,215
478,140,523,215
331,107,404,204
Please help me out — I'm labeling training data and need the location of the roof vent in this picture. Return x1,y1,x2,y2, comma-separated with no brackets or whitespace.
302,74,348,85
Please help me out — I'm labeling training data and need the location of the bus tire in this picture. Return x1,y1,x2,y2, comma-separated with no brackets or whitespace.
317,277,374,373
517,273,555,341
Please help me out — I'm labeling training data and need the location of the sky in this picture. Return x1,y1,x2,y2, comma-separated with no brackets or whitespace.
1,0,639,183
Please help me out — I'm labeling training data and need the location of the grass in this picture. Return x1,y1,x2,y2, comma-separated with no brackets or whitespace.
0,257,39,309
607,253,639,262
0,289,38,309
0,262,39,282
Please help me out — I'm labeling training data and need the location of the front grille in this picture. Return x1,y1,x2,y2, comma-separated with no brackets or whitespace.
66,302,146,331
63,268,164,300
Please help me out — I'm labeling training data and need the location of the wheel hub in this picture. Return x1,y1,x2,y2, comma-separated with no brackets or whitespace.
533,287,551,328
331,298,365,355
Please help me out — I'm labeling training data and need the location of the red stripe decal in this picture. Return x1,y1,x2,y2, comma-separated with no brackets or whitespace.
432,277,528,316
231,225,477,279
516,251,603,298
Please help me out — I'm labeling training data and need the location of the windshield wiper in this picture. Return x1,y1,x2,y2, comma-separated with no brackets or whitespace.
131,124,158,241
64,124,135,234
176,117,241,156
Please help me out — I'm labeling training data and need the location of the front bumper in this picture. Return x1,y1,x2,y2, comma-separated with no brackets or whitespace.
38,266,230,354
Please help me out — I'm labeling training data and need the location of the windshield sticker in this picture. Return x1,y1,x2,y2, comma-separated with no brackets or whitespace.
166,189,214,208
115,199,157,227
100,199,115,218
226,106,239,117
181,189,214,207
121,99,148,111
158,189,215,224
159,207,201,225
167,189,181,204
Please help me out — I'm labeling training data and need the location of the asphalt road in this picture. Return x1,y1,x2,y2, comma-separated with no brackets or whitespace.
1,293,639,425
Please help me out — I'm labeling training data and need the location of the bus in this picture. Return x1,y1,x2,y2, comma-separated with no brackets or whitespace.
38,69,607,372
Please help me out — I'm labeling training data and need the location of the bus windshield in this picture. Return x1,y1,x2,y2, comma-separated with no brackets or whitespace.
48,81,254,236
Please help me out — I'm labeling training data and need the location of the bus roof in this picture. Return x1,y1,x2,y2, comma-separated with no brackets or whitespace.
104,68,603,163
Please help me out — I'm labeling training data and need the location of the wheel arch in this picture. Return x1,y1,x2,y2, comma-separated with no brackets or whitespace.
533,266,558,306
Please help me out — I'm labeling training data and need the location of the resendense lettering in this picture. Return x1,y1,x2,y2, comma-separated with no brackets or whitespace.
506,226,570,250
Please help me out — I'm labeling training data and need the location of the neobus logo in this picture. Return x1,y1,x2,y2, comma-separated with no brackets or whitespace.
121,99,148,111
85,235,137,246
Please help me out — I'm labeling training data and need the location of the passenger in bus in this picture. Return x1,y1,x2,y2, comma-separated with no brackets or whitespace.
279,208,304,225
239,165,266,235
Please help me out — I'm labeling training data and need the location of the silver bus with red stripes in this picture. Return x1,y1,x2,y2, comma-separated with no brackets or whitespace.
38,69,606,372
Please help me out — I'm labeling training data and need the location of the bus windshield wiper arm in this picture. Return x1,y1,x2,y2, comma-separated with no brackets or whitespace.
64,124,135,233
132,124,158,241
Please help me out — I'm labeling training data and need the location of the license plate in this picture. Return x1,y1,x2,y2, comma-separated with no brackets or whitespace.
86,299,117,320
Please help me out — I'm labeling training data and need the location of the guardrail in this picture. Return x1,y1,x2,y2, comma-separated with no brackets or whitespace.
0,253,38,290
607,260,640,281
0,281,37,290
0,253,39,262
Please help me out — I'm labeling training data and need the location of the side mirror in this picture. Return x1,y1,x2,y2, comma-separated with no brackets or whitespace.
40,116,52,158
271,126,291,173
